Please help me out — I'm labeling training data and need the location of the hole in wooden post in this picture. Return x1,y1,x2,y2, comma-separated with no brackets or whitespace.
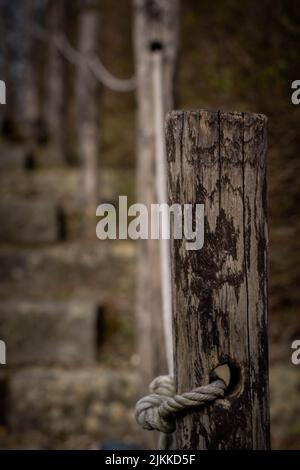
227,362,242,396
150,41,163,51
211,362,242,397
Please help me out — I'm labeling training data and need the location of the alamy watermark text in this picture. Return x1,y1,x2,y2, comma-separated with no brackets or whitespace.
96,196,204,250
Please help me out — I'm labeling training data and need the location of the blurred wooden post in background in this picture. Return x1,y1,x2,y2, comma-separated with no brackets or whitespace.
76,0,100,223
44,0,65,162
166,109,270,449
0,7,6,131
5,0,38,140
133,0,179,392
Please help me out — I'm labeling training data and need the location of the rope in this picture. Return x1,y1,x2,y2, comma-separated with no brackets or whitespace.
152,49,173,375
33,25,136,92
135,375,227,441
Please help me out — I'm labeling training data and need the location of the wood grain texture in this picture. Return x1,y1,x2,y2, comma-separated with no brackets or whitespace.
166,109,270,450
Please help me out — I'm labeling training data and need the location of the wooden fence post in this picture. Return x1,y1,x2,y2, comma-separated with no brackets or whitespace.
76,0,100,221
133,0,179,392
166,109,270,450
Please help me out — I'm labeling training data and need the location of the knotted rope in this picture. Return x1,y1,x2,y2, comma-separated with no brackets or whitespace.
135,374,227,439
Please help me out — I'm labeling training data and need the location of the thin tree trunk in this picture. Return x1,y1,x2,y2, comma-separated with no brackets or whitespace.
44,0,65,162
0,1,6,131
76,0,100,224
133,0,179,393
5,0,38,140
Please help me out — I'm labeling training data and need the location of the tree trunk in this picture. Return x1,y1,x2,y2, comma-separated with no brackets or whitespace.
76,0,100,223
44,0,65,162
0,3,6,131
133,0,179,396
167,109,270,450
5,0,38,140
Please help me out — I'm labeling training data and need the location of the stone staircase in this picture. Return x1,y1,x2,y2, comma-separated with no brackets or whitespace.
0,142,141,449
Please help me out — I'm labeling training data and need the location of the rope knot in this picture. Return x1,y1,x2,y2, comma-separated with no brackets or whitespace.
135,375,176,434
135,374,227,435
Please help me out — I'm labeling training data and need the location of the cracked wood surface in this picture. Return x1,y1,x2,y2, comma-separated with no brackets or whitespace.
166,109,270,450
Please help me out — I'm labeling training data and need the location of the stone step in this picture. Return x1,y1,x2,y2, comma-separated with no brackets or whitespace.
0,168,134,205
3,361,298,449
0,143,31,170
6,367,139,445
0,168,134,241
0,199,60,244
0,301,97,366
0,168,79,201
0,241,136,303
270,362,300,448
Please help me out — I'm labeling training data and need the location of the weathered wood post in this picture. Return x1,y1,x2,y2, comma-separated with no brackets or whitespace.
133,0,179,391
76,0,100,226
166,109,270,449
0,9,6,131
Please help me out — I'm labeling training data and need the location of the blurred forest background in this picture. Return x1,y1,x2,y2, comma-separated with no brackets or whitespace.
0,0,299,450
